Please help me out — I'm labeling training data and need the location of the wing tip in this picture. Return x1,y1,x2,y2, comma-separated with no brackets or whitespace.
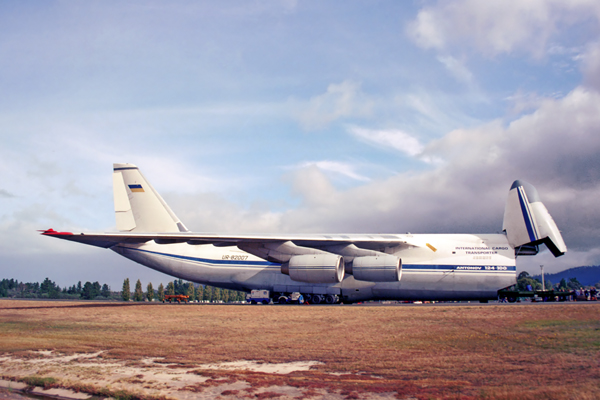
40,228,74,236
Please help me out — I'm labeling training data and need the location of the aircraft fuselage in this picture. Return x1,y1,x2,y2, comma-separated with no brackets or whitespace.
111,233,515,302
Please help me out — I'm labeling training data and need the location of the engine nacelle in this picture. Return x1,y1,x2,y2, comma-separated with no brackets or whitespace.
282,254,345,283
352,255,401,282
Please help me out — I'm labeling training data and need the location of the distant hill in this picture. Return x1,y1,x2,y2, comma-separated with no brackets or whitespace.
532,266,600,287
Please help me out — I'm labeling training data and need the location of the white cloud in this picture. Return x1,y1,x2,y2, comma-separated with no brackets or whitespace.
168,191,285,234
408,7,445,50
348,126,424,157
580,42,600,91
288,165,339,209
295,160,370,182
504,90,547,115
437,55,474,85
407,0,600,58
293,80,373,130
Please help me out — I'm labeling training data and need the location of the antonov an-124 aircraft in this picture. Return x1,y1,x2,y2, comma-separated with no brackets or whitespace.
43,163,567,304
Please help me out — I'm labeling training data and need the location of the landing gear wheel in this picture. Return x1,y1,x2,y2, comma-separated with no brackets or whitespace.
311,295,322,304
325,294,337,304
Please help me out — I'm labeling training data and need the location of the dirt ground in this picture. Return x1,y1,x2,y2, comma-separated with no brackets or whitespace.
0,300,598,399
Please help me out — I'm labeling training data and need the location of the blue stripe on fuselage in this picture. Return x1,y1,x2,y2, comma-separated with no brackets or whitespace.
116,246,514,272
116,246,278,267
403,264,515,272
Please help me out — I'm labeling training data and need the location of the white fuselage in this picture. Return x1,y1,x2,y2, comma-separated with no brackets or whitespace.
112,233,516,302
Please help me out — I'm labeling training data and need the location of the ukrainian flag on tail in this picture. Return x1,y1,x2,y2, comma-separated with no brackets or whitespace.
128,184,144,193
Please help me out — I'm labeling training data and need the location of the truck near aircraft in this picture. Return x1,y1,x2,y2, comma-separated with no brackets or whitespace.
42,163,567,304
246,290,271,305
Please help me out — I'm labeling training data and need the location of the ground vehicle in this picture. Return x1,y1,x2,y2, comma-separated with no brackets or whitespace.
163,294,189,303
246,290,271,304
276,292,305,304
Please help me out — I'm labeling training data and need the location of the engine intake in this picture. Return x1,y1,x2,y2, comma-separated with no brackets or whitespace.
282,254,345,283
352,255,401,282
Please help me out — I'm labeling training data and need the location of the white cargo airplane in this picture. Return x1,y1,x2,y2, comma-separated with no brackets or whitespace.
43,163,567,304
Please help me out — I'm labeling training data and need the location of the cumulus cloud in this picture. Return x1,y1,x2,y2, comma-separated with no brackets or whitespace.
273,86,600,272
422,86,600,195
348,126,424,157
168,191,285,234
407,0,600,58
293,80,373,130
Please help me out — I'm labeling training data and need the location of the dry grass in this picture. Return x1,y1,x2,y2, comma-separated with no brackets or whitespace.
0,300,599,399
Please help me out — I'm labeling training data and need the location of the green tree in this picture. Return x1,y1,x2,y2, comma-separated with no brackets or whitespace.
147,282,154,301
186,282,195,300
67,284,78,295
196,285,203,301
82,281,96,300
558,278,568,290
173,279,186,295
516,271,542,291
567,277,583,290
40,277,60,299
134,279,144,301
92,281,101,297
203,285,212,302
157,283,165,302
122,278,130,301
166,281,175,295
101,284,111,297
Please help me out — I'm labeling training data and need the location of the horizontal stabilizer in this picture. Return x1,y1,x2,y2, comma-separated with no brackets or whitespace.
502,180,567,257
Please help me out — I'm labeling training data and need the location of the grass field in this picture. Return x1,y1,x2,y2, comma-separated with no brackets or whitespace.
0,300,598,399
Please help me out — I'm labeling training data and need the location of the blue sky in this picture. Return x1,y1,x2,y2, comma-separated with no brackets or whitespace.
2,0,600,289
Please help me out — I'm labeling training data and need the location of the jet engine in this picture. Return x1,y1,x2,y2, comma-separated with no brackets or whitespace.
281,254,345,283
352,255,401,282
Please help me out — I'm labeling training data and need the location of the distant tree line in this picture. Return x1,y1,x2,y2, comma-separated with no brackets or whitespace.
0,278,114,300
512,272,585,292
122,278,246,303
0,277,246,303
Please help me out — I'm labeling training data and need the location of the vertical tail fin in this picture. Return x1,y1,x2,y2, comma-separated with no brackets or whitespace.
502,180,566,257
112,163,188,233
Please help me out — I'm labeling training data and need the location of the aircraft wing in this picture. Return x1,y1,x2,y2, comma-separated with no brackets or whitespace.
40,229,411,251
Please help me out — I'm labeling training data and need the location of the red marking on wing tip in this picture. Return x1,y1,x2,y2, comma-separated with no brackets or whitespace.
40,229,73,235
